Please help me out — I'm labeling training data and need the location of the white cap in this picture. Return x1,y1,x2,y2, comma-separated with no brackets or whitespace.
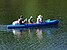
30,16,33,19
38,16,40,18
38,15,42,18
39,15,41,17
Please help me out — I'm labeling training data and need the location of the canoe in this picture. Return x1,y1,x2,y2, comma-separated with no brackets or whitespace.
7,20,59,29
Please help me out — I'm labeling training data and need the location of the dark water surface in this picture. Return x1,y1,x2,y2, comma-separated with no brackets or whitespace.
0,0,67,50
0,25,67,50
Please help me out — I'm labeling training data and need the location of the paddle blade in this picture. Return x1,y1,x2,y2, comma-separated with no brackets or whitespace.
25,18,28,22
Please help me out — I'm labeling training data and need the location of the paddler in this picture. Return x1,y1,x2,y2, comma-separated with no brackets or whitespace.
36,15,43,24
28,16,34,24
18,15,25,25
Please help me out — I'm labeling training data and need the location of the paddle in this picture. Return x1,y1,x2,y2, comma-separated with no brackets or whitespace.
24,18,28,22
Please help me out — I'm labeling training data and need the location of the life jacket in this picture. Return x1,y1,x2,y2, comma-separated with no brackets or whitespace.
19,18,24,25
28,18,33,23
30,18,33,23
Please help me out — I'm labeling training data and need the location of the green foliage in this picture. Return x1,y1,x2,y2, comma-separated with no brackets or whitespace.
0,0,67,24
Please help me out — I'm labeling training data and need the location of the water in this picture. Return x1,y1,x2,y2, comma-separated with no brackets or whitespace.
0,0,67,50
0,25,7,31
0,25,67,50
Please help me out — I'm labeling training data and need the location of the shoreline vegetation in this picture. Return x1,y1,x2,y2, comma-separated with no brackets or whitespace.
0,0,67,25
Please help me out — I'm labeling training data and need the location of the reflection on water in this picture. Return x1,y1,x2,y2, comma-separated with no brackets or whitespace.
12,27,59,40
13,28,43,39
12,29,26,38
45,28,52,38
0,25,67,50
28,29,33,39
36,29,43,40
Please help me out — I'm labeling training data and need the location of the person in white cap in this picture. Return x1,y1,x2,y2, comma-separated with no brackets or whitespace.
28,16,34,24
36,15,43,24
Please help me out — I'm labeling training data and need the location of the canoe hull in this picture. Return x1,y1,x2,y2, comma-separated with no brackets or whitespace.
7,20,59,29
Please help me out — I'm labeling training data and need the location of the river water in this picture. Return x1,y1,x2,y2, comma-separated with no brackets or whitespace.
0,0,67,50
0,25,67,50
